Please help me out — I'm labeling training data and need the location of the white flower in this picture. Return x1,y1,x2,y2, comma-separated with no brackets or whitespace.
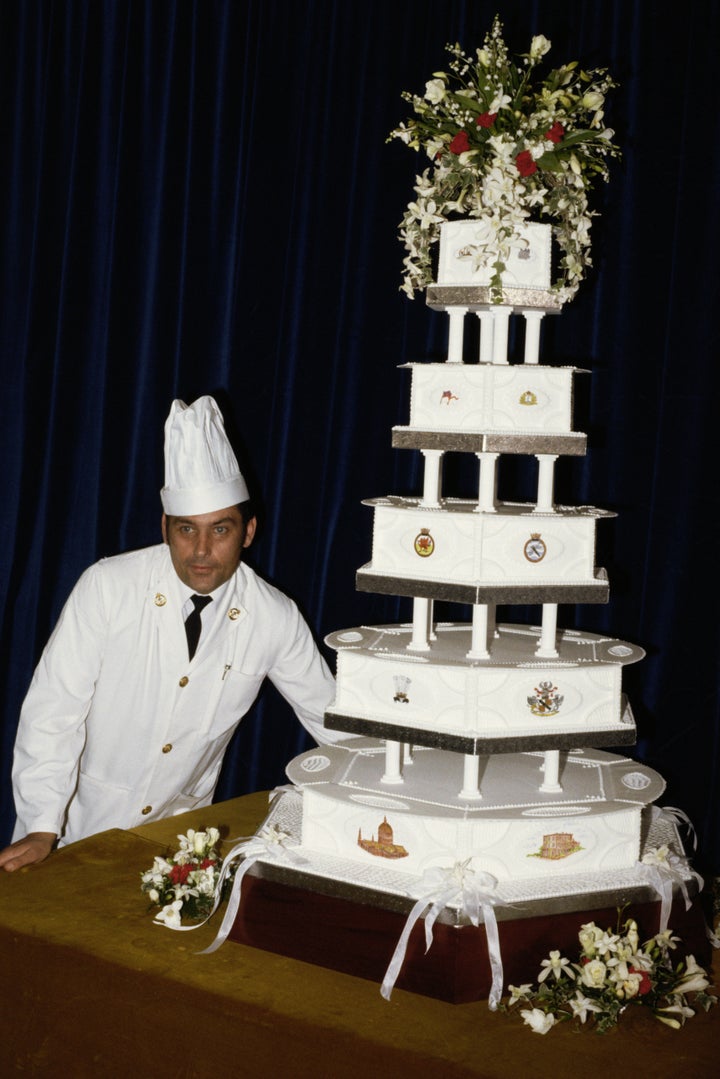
594,931,620,958
538,950,574,982
675,956,710,995
521,1008,556,1034
569,992,603,1023
653,929,681,952
581,90,604,111
656,1002,695,1029
406,198,446,230
154,900,183,928
488,90,511,113
424,78,446,104
507,983,533,1005
642,844,671,866
580,958,607,988
529,34,551,60
578,921,602,956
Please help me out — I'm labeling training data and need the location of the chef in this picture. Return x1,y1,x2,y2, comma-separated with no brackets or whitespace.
0,395,346,872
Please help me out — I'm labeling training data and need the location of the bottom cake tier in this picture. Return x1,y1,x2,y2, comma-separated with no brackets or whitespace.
285,740,666,888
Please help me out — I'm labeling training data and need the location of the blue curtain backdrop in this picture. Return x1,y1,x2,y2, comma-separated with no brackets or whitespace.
1,0,718,872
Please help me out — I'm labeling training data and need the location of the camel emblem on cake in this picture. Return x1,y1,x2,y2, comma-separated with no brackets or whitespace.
530,833,583,860
393,675,411,703
414,528,435,557
519,390,538,406
527,680,564,716
440,389,459,405
357,817,409,859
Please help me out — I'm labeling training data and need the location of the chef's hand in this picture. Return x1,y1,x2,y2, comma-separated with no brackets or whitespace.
0,832,56,872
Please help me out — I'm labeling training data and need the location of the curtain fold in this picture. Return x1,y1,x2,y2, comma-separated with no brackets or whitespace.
1,0,718,871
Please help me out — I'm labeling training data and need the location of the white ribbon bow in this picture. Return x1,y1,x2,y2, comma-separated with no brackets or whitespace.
639,845,704,934
380,859,504,1009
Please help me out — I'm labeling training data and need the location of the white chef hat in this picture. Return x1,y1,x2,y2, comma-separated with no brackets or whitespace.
160,396,249,516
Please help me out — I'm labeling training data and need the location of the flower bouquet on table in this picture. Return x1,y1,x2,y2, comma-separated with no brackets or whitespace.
503,916,717,1034
140,827,231,928
388,14,620,302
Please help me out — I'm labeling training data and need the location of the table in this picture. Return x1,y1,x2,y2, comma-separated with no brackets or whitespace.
1,792,718,1078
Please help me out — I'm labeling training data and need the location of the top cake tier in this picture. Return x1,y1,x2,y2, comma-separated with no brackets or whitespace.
439,221,552,291
427,223,565,364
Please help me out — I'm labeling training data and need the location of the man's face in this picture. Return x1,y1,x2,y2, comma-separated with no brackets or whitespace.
162,505,256,594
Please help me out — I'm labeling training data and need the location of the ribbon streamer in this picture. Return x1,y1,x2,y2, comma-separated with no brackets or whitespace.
155,823,304,953
380,860,504,1010
639,847,703,933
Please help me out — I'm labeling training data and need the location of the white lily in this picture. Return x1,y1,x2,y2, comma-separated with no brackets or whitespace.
569,992,603,1023
521,1008,556,1034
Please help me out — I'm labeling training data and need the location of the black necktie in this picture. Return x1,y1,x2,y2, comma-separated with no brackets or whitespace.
184,594,212,660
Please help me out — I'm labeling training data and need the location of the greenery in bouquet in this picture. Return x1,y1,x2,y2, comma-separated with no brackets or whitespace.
502,915,717,1034
388,15,621,302
140,827,229,926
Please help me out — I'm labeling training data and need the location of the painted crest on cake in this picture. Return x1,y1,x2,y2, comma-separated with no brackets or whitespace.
530,832,584,860
519,390,538,406
439,389,459,405
414,528,435,557
523,533,546,562
527,680,564,716
357,817,409,859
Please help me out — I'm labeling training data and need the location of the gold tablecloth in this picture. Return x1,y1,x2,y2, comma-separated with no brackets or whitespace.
1,792,718,1078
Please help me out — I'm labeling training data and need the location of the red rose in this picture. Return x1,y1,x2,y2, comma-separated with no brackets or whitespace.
630,967,653,996
476,112,497,128
169,863,193,885
515,150,537,176
449,131,471,154
545,122,564,143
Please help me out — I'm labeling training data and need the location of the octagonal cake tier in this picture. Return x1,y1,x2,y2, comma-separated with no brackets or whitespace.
357,498,613,604
324,623,643,752
286,742,665,885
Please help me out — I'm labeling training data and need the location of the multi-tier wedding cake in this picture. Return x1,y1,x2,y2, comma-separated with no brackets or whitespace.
283,220,665,890
220,22,703,1003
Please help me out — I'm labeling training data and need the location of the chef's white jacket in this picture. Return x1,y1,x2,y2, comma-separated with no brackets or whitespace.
12,544,344,845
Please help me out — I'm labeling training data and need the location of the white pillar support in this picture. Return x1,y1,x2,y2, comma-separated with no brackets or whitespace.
522,309,545,364
476,451,499,513
408,596,431,652
403,743,415,766
459,754,482,800
467,604,491,659
536,603,559,658
539,749,563,793
477,311,494,364
490,305,513,364
534,454,557,513
446,306,468,364
381,740,404,785
421,449,443,507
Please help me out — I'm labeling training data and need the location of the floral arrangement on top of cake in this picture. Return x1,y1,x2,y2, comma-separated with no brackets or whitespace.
503,914,716,1034
388,14,620,302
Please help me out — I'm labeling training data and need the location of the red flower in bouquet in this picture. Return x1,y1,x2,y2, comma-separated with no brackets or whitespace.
476,112,497,128
449,130,471,154
515,150,537,176
545,122,565,143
